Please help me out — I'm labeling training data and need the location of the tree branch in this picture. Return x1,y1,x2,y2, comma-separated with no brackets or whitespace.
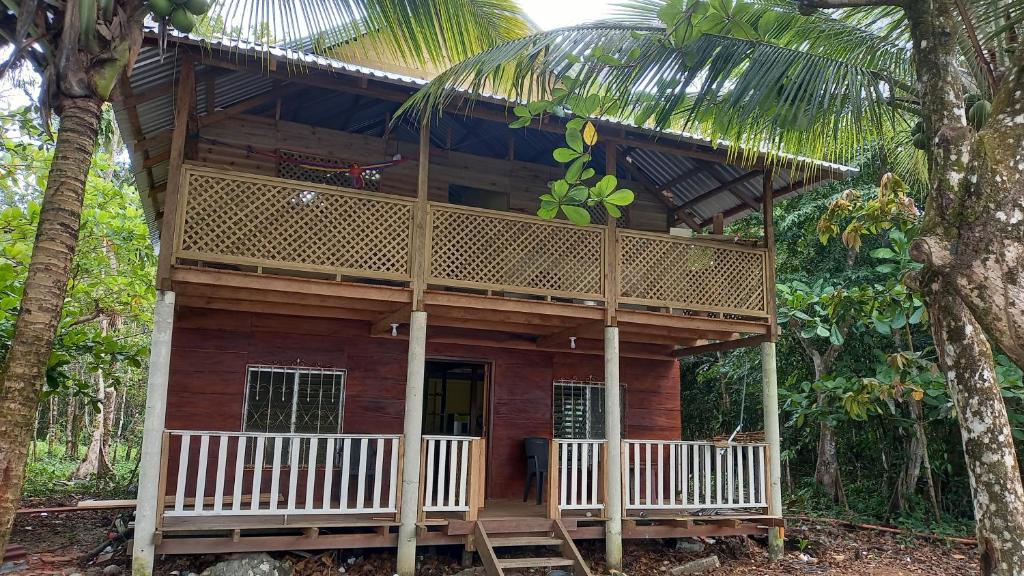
798,0,903,12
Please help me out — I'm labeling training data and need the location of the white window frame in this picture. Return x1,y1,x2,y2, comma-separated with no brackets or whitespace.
241,365,347,435
552,379,625,440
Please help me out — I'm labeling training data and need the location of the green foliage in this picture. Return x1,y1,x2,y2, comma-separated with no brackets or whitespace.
507,95,635,225
22,442,138,500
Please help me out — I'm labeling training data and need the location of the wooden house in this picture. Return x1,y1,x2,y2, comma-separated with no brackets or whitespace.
115,31,854,576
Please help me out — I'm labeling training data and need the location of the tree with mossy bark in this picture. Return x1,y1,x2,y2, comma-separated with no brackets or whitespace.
0,0,531,561
400,0,1024,570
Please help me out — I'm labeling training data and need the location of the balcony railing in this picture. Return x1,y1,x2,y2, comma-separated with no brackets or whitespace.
173,165,770,318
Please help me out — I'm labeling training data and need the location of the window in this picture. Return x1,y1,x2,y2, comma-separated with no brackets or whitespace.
243,365,346,434
553,380,624,440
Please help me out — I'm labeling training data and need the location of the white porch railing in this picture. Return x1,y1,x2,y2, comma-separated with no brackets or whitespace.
624,440,768,511
555,439,606,511
163,431,402,517
421,435,484,513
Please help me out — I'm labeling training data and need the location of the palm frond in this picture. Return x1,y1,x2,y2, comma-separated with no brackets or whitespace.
398,0,914,172
205,0,532,65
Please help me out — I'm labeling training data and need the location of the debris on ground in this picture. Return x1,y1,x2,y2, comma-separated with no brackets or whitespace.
668,556,720,575
201,553,292,576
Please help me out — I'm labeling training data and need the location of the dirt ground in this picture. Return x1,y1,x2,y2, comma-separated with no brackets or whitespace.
9,509,979,575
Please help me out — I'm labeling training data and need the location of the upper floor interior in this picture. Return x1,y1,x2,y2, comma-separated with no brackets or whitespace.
113,33,855,359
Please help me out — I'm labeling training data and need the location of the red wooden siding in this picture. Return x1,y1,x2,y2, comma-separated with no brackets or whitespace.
166,306,681,500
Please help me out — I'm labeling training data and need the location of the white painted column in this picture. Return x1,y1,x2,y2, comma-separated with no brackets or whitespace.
132,290,176,576
761,341,784,559
397,311,428,576
604,326,624,569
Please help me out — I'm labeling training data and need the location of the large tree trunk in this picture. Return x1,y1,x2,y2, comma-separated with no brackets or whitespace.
65,395,82,458
0,96,102,560
74,371,114,479
814,414,846,506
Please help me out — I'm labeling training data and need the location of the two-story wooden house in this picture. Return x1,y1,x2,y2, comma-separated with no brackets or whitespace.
116,31,853,576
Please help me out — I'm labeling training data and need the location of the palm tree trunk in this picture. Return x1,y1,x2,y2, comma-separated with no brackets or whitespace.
0,95,103,560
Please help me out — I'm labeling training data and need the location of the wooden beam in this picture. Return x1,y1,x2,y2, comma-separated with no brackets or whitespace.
674,170,763,218
536,321,603,348
411,119,430,310
699,178,818,227
656,166,706,197
712,213,725,235
156,54,195,290
672,334,770,358
370,305,412,336
763,168,779,341
198,84,298,128
606,143,620,324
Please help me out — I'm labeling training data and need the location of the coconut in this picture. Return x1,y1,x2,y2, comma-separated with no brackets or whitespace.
148,0,174,18
911,120,924,135
185,0,210,15
170,7,196,33
968,100,991,130
912,132,928,150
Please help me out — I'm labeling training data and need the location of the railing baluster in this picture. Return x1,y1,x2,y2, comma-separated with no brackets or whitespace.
355,438,368,510
388,438,399,510
657,443,665,506
194,434,209,513
457,440,469,509
668,443,676,507
758,445,767,506
632,442,640,506
559,441,568,508
305,437,319,511
214,435,228,512
339,438,351,511
691,444,699,506
726,444,734,505
251,436,265,511
591,442,600,507
174,434,190,512
436,439,447,508
232,436,246,512
704,445,712,505
323,438,335,510
373,438,385,510
447,440,458,508
424,439,435,509
580,443,589,506
569,443,579,507
269,436,282,511
644,442,653,506
746,445,755,505
287,437,300,512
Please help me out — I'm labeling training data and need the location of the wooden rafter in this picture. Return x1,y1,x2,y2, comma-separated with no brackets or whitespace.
674,170,763,217
699,177,819,227
198,84,299,128
536,321,603,348
672,334,769,358
370,304,412,336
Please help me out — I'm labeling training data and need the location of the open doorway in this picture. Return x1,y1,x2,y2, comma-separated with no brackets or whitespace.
423,360,487,437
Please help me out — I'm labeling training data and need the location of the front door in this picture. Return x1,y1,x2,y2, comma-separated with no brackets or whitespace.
423,360,487,437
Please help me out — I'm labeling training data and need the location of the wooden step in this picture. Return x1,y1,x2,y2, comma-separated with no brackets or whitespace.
489,536,563,547
477,518,554,533
497,557,575,569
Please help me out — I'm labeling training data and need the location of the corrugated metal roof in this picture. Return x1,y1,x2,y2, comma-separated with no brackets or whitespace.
114,31,856,244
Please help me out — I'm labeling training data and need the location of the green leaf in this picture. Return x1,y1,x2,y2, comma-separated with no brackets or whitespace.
594,174,618,196
566,118,586,131
869,247,897,259
568,186,589,203
513,105,530,118
508,117,531,129
580,168,596,180
605,188,635,206
553,148,581,163
561,205,592,226
816,324,830,338
538,203,558,220
909,306,926,325
551,180,569,200
566,127,584,153
829,325,844,346
527,100,550,115
604,202,622,218
565,157,587,182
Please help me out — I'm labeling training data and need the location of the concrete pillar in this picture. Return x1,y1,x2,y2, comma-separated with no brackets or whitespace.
761,341,784,559
604,326,623,569
132,291,176,576
397,311,428,576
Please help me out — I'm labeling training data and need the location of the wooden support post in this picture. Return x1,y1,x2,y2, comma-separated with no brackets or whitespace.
156,55,195,290
132,291,176,576
411,120,431,311
604,326,623,570
761,341,784,560
605,144,620,325
547,440,561,519
712,213,725,235
398,311,428,576
762,168,778,340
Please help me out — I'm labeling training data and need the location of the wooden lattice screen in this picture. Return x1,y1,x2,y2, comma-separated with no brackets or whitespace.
618,231,768,316
278,150,382,192
175,166,414,280
427,204,606,299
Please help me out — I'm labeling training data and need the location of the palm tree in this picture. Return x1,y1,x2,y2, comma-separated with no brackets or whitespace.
400,1,1024,571
0,0,530,559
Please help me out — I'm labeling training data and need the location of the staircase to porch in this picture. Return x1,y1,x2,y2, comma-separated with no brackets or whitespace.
474,518,592,576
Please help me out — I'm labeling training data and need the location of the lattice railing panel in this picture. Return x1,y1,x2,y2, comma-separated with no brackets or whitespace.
428,205,605,298
619,232,767,315
176,167,413,279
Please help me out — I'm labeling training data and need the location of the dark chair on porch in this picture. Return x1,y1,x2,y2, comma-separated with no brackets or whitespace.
522,437,549,505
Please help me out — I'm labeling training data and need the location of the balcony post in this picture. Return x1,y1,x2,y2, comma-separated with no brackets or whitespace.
397,310,428,576
603,325,623,569
761,341,784,559
132,290,176,576
604,144,619,324
156,55,194,290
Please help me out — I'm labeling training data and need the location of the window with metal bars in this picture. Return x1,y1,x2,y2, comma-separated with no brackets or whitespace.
243,365,346,434
553,380,624,440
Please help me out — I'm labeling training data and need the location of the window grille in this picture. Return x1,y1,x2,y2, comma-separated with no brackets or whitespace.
277,149,381,192
243,365,346,465
553,380,624,440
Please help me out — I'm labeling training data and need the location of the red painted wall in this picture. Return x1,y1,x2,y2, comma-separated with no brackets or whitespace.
166,306,681,500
